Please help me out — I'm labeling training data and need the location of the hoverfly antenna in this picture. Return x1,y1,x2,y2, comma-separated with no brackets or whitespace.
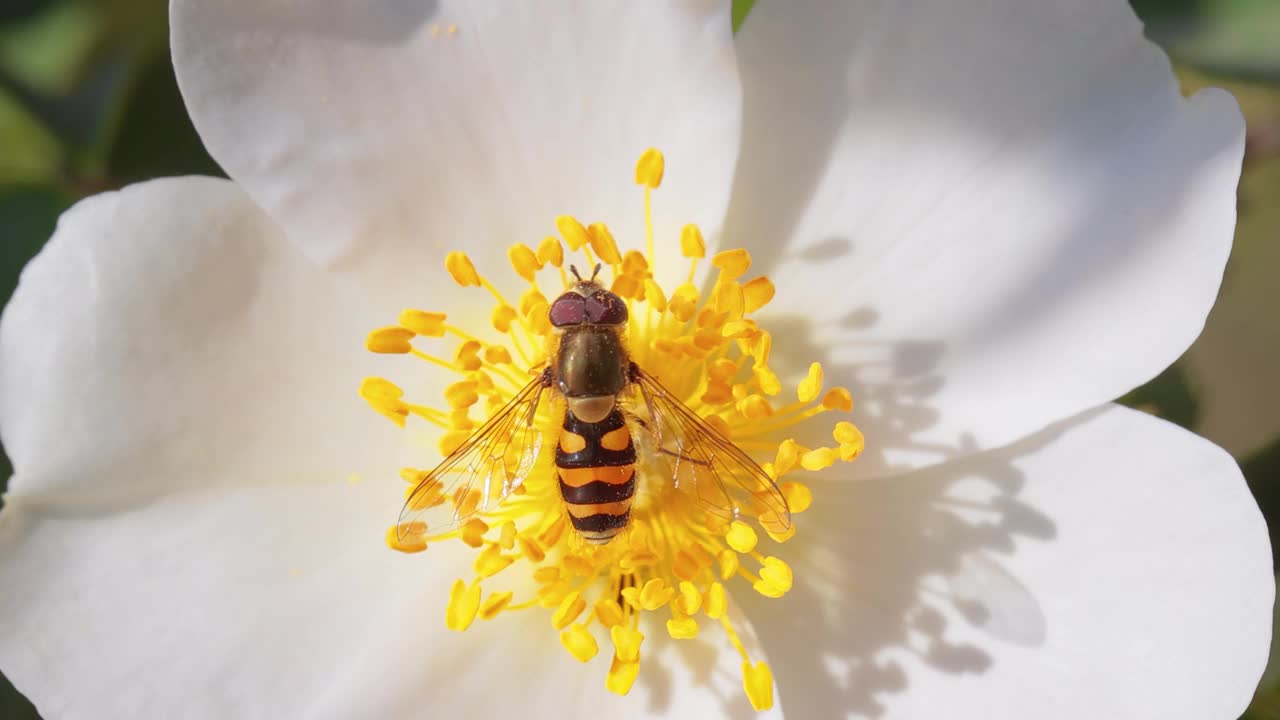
569,265,583,282
590,263,603,281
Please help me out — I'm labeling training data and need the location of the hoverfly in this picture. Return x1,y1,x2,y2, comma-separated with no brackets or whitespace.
397,265,791,545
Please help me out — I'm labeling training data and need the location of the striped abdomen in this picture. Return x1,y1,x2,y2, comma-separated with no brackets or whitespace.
556,407,635,544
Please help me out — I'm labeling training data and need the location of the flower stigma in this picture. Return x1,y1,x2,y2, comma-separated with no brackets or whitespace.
361,149,864,711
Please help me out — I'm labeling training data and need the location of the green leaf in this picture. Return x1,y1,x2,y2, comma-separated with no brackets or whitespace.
1138,0,1280,81
106,53,223,182
0,668,40,720
731,0,756,34
0,185,67,510
1117,362,1201,431
0,186,67,306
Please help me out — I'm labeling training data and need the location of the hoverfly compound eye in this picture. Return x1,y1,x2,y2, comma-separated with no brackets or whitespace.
549,293,586,327
586,291,628,325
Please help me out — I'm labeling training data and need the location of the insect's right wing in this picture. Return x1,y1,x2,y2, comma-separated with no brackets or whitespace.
630,365,791,536
396,369,550,540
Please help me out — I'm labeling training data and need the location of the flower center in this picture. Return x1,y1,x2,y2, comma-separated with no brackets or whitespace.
360,149,864,711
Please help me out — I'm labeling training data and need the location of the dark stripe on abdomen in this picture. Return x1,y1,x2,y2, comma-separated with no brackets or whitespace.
560,476,636,504
569,512,630,533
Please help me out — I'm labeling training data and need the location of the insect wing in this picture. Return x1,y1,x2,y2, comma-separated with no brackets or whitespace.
631,366,791,535
397,371,548,539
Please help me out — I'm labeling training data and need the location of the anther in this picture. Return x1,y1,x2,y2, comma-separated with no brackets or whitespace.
606,657,641,696
726,521,759,554
798,362,824,403
781,481,813,513
483,345,512,365
611,625,644,663
445,580,482,631
704,582,727,619
398,309,448,337
742,661,775,711
385,525,427,553
621,250,649,277
680,224,706,258
537,236,564,267
445,251,482,287
507,243,541,282
800,447,837,471
823,387,854,411
634,147,665,188
556,215,591,251
712,248,752,280
754,366,782,396
676,581,703,615
742,276,776,313
587,223,622,264
594,598,625,628
475,544,514,578
774,438,800,476
359,377,409,426
491,304,518,333
366,326,415,354
479,591,515,620
643,280,667,311
560,623,599,662
666,615,699,639
552,590,587,629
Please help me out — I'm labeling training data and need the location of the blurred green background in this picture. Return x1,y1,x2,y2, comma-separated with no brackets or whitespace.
0,0,1278,717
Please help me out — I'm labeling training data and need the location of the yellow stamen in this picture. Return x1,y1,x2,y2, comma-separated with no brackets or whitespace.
823,387,854,411
606,657,641,696
363,147,863,711
680,224,706,258
611,624,644,663
536,236,564,268
704,582,727,619
798,362,824,403
587,222,622,265
552,590,588,629
555,215,591,251
666,614,699,639
742,661,775,711
726,521,759,554
507,243,541,282
479,590,514,620
445,251,482,287
561,623,599,662
445,580,482,631
635,148,665,188
366,326,415,354
712,248,751,280
399,309,448,337
781,481,813,513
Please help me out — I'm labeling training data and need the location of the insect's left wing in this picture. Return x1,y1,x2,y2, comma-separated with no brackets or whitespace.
630,365,791,535
397,369,550,540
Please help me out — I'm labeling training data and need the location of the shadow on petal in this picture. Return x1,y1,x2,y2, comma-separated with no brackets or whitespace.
737,421,1071,718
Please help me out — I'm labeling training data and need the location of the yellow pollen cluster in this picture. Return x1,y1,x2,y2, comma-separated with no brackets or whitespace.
361,149,863,711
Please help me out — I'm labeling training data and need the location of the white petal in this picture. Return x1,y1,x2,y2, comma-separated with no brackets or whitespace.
732,0,1244,474
743,405,1270,718
171,1,742,302
0,477,778,718
0,177,390,504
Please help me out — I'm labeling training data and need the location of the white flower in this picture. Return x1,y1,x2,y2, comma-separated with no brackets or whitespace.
0,1,1270,718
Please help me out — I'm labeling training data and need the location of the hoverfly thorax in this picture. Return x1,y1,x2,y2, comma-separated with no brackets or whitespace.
553,279,630,420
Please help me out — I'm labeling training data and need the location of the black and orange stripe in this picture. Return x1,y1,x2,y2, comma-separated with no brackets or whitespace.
556,408,635,544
